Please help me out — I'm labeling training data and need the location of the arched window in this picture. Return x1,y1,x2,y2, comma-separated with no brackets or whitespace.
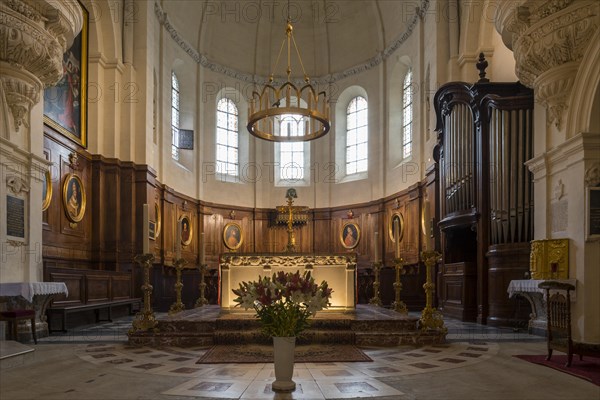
216,98,239,176
346,96,368,175
402,69,413,158
279,114,304,181
171,72,180,160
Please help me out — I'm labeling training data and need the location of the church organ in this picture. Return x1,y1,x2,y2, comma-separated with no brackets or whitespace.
434,55,534,325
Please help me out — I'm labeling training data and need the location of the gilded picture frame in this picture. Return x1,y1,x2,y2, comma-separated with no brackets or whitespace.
42,170,52,211
43,0,89,147
223,222,243,250
388,212,405,242
179,215,193,246
154,202,162,238
62,173,86,223
340,222,360,249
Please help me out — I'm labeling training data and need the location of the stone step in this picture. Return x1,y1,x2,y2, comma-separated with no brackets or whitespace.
128,331,214,347
214,329,355,345
355,331,446,346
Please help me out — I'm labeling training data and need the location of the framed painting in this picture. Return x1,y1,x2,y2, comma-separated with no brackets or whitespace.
180,215,193,246
42,170,52,211
154,202,162,238
62,173,86,223
223,222,243,251
388,212,405,242
340,222,360,249
43,0,89,147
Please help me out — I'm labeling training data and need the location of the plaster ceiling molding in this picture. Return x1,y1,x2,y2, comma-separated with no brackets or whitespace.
154,0,429,85
0,0,83,87
584,163,600,187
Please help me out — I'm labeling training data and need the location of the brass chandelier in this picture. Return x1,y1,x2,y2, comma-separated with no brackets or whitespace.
247,16,330,142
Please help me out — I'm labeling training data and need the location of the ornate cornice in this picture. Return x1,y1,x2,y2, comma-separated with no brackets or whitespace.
496,0,599,128
154,1,429,86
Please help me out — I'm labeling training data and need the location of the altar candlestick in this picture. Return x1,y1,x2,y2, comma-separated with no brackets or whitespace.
394,219,400,259
374,232,379,262
143,204,149,254
200,232,206,264
176,220,182,259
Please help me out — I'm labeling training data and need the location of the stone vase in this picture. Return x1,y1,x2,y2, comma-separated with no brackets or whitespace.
272,336,296,392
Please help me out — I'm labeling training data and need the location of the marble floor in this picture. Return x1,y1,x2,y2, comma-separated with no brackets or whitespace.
1,315,598,400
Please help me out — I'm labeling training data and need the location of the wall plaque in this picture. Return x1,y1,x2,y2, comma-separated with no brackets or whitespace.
588,187,600,238
6,195,25,239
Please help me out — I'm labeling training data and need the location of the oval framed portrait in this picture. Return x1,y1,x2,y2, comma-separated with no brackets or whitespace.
223,222,243,251
42,170,52,211
388,212,405,243
340,222,360,249
179,215,193,246
62,173,86,223
155,202,162,239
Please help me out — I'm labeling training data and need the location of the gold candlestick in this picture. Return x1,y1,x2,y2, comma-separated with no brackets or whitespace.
419,250,447,333
169,258,187,315
195,263,209,307
391,257,408,315
286,195,296,252
129,253,158,333
369,261,382,306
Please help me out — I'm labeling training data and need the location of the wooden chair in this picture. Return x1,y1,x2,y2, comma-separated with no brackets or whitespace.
0,309,37,344
538,281,600,367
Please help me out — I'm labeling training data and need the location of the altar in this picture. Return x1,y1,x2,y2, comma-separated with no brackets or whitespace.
219,254,357,310
0,282,68,340
507,279,576,334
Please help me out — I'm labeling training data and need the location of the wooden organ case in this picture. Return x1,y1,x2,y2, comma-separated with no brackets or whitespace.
433,55,534,325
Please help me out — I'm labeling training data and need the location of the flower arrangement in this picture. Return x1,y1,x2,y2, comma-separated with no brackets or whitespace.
232,270,333,337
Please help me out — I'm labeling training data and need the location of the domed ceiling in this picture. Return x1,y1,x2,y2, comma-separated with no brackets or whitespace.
159,0,426,82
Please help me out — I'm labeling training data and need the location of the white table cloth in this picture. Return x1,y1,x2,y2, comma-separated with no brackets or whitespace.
507,279,576,302
0,282,68,302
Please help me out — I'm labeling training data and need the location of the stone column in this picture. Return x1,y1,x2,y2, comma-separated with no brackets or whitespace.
1,0,83,281
495,0,600,342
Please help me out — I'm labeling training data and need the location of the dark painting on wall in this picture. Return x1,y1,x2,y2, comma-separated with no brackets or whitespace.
43,0,88,147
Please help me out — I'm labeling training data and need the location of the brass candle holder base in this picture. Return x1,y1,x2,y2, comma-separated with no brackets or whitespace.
129,253,158,334
419,250,447,333
368,262,382,306
195,263,209,308
392,257,408,315
168,258,188,315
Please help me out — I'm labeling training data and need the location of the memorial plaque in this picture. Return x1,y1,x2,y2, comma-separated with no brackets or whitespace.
149,221,156,240
589,187,600,236
178,129,194,150
6,195,25,238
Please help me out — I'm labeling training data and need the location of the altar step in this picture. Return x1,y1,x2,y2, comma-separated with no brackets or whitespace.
127,305,447,347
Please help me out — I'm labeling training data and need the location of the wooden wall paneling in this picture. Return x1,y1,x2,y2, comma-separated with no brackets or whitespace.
42,126,92,264
111,274,133,300
47,271,85,305
252,209,270,253
91,157,121,270
312,210,331,253
85,274,111,303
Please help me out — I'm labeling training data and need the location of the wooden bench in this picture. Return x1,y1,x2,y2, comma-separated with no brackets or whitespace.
47,298,141,333
539,281,600,366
